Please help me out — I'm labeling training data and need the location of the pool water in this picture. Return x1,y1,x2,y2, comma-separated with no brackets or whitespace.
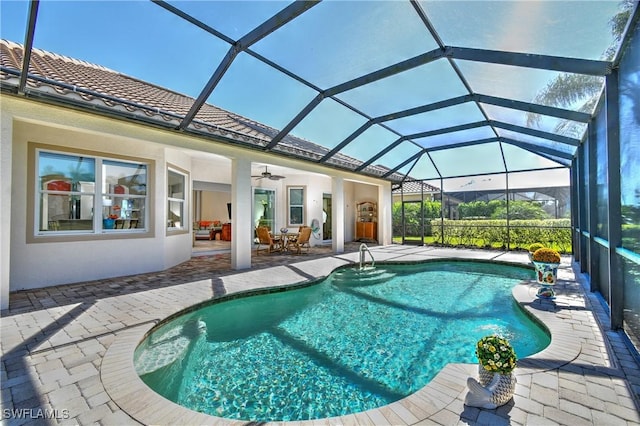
135,261,549,421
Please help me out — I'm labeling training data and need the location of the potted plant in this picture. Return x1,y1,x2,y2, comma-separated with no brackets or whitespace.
532,247,561,264
465,335,517,409
532,247,561,297
527,243,544,263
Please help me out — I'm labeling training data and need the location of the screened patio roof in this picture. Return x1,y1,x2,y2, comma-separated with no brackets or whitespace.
1,0,636,183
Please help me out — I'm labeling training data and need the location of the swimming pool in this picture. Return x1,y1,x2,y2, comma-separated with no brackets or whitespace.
134,260,549,421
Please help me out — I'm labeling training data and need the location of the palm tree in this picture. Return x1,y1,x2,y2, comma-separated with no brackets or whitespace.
526,0,634,135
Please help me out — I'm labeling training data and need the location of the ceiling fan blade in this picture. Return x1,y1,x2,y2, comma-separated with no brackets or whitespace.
252,166,285,180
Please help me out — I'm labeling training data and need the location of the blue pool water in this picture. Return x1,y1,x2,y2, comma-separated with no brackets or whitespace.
135,261,549,421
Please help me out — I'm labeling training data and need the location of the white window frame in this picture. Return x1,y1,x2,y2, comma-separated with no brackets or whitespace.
167,166,188,232
34,147,149,237
287,185,306,227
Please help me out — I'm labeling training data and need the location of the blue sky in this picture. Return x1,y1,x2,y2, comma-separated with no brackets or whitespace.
0,0,625,179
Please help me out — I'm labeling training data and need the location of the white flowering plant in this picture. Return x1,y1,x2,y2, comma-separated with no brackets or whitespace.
475,335,517,374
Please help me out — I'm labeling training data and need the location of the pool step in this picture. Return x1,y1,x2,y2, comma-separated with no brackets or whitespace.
135,332,192,376
331,267,396,287
135,320,206,376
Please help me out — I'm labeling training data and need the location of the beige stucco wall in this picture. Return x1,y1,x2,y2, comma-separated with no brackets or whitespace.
199,190,231,223
1,95,392,303
1,105,13,309
7,101,183,292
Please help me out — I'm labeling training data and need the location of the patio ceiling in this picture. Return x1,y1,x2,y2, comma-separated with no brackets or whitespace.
1,0,635,183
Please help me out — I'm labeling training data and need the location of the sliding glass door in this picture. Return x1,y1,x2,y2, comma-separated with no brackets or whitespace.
253,188,276,231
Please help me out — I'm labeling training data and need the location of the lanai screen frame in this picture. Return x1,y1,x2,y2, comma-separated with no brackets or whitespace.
4,0,626,182
2,1,639,352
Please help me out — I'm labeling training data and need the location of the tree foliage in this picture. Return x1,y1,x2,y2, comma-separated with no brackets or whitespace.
458,200,550,220
429,219,572,253
392,200,441,236
392,199,571,252
526,1,634,132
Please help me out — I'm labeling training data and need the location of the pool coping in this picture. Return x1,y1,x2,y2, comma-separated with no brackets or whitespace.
101,256,581,425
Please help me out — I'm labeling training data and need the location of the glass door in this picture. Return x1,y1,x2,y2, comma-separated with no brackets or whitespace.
253,188,276,231
322,193,332,240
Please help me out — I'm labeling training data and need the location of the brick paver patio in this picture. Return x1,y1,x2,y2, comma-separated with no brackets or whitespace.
1,244,639,425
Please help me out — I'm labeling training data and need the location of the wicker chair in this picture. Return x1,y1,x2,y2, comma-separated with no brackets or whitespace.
289,226,312,254
287,226,307,244
256,226,282,255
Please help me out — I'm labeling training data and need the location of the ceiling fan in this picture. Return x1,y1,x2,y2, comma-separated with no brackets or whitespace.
252,166,286,181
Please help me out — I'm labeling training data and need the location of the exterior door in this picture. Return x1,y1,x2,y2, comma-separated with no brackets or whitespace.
322,193,332,240
253,188,276,231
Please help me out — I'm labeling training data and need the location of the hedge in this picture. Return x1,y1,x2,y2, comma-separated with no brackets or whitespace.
429,219,572,253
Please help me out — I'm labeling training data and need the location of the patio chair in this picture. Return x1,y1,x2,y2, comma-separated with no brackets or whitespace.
287,226,308,244
256,226,282,255
289,226,312,255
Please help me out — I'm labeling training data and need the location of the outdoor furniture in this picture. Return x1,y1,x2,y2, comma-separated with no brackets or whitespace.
274,229,296,251
256,226,282,255
289,226,312,255
287,226,310,246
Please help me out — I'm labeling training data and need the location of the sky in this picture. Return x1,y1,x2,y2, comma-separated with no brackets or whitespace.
0,0,626,182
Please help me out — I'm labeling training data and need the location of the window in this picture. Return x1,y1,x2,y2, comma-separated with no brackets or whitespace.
167,168,186,230
37,149,147,234
39,152,95,231
287,186,305,226
102,160,147,230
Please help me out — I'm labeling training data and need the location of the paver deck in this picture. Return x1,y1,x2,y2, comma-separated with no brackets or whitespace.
1,244,639,425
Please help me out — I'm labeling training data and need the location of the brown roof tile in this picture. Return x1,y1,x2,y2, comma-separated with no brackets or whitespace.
392,180,441,194
1,40,402,181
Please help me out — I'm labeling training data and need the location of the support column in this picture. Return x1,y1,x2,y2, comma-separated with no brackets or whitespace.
570,158,580,263
0,113,12,310
231,157,252,269
578,142,589,273
576,156,581,263
588,122,598,290
505,172,510,251
378,182,392,246
331,177,344,254
606,71,623,329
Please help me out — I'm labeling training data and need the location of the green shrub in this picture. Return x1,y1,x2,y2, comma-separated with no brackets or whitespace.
429,219,572,253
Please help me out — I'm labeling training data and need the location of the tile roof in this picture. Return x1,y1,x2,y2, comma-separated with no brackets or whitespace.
392,180,440,194
0,40,403,181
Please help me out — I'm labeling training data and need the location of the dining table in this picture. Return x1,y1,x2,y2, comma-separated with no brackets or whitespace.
274,231,297,252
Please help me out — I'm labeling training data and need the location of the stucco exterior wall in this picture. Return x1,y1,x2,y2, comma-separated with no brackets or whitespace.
191,156,232,184
7,101,179,292
1,95,391,301
1,108,13,309
344,181,356,243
